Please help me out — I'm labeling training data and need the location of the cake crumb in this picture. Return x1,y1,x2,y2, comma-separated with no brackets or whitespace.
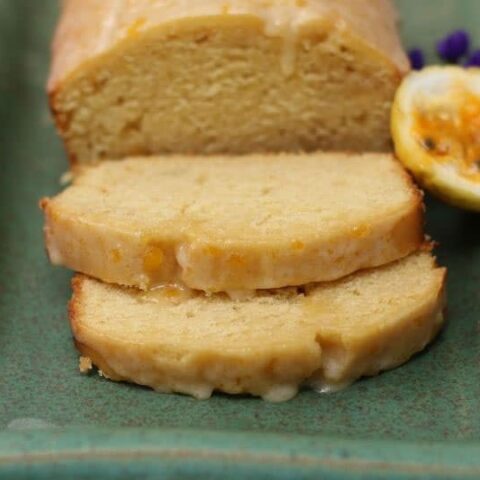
60,171,73,186
97,369,112,380
79,356,93,373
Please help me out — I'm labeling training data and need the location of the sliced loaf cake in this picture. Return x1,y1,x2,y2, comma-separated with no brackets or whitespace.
71,252,446,401
41,153,424,292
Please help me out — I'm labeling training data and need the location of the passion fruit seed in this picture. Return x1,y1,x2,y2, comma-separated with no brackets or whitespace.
422,137,436,151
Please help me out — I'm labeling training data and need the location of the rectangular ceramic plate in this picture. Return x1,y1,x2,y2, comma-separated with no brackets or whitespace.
1,1,480,478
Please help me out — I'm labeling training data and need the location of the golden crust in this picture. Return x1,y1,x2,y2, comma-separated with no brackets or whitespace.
48,0,409,92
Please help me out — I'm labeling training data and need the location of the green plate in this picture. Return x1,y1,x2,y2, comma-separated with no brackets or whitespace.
1,1,479,478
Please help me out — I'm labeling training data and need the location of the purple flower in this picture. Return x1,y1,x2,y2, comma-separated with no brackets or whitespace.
465,50,480,67
437,30,471,62
408,49,425,70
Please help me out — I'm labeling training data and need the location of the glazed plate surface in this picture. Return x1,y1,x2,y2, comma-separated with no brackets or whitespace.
0,1,479,478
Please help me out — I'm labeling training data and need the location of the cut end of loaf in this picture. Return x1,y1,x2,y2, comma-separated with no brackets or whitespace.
49,7,407,164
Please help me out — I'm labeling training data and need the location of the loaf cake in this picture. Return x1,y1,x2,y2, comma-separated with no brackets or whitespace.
70,252,446,402
49,0,409,164
41,153,424,292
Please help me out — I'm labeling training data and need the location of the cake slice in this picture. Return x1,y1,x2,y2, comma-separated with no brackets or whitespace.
41,153,424,293
70,252,446,402
49,0,408,164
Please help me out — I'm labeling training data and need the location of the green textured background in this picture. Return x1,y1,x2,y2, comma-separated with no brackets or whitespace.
0,1,479,478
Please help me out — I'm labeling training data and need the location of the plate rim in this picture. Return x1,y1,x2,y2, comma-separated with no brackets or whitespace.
1,428,480,479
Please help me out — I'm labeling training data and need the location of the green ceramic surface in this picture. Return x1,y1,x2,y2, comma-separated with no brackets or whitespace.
1,1,480,478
